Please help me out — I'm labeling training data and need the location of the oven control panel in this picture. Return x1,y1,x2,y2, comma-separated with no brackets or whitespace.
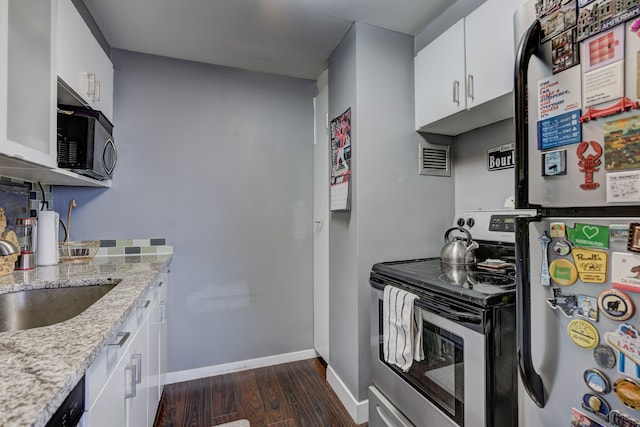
490,215,516,232
453,209,537,243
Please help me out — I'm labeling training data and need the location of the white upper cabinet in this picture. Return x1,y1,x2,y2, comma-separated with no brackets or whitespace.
415,0,519,135
57,0,114,121
465,0,517,108
0,0,57,168
415,19,466,129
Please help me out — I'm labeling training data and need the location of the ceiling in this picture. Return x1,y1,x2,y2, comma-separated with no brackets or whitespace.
81,0,456,80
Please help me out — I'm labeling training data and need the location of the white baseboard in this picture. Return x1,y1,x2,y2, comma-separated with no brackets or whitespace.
326,365,369,425
164,349,318,385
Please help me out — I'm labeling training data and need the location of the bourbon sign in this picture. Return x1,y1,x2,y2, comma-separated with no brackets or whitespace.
487,143,515,171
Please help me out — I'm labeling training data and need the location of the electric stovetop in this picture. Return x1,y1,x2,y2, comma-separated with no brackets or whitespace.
370,257,517,307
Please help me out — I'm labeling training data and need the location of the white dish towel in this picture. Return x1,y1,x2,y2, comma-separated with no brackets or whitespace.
383,285,424,372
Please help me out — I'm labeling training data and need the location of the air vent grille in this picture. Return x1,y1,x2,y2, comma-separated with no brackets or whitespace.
419,141,450,176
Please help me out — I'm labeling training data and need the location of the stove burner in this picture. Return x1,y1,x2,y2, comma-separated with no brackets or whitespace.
439,270,516,289
406,263,442,272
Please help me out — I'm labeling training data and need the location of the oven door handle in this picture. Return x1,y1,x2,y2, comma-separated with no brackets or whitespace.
515,215,546,408
416,300,481,324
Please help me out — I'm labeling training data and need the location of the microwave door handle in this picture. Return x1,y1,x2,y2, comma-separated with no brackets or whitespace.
515,215,546,408
103,137,117,175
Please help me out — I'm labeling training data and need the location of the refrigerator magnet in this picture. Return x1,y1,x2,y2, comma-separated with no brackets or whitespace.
546,288,578,317
628,223,640,253
594,344,617,369
610,409,640,427
550,222,567,238
584,369,611,394
539,232,552,287
541,150,567,176
597,289,634,321
571,408,606,427
577,294,599,321
549,258,579,286
610,224,630,242
582,393,611,422
553,240,572,256
568,319,600,349
605,324,640,378
614,378,640,410
572,248,608,284
611,252,640,293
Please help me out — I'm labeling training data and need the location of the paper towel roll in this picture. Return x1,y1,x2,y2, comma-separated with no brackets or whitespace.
37,211,59,266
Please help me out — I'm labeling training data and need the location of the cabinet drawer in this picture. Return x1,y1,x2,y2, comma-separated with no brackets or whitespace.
85,315,135,410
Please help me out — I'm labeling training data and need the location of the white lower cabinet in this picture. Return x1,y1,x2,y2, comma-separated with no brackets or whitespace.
81,272,168,427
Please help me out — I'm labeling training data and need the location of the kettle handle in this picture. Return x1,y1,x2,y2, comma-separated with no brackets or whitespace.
444,227,473,244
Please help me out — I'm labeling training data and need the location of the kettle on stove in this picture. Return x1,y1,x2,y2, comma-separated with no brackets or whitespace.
440,227,479,267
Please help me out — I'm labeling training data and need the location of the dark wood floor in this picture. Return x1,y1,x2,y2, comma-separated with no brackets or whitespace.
154,358,368,427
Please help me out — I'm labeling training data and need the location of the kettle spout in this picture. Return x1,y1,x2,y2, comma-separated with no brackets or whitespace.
467,241,479,252
0,239,18,256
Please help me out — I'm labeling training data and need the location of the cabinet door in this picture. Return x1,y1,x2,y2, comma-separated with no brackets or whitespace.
415,19,466,130
57,0,114,121
0,0,57,167
158,273,169,393
81,348,129,427
465,0,517,108
127,302,150,427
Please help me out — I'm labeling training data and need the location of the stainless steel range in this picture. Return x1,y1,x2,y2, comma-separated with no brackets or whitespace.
369,209,535,427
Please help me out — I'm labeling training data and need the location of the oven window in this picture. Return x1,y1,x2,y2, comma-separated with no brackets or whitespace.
379,301,464,425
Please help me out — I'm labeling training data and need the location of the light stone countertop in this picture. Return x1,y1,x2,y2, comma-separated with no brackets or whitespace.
0,254,172,427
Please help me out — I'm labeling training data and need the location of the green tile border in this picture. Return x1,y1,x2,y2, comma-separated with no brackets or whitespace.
95,238,172,257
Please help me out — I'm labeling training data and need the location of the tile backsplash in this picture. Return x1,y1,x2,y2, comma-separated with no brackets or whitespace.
96,238,173,257
0,177,173,256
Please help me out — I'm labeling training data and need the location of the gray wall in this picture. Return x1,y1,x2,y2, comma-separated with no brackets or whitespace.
454,119,516,210
53,50,318,372
328,23,455,402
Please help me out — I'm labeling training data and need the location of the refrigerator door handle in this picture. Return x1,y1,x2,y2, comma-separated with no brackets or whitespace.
514,18,541,209
515,215,546,408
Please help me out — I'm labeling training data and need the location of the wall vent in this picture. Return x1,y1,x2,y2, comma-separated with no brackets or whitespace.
419,141,450,176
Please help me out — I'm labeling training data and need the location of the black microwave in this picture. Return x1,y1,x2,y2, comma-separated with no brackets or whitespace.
57,105,117,180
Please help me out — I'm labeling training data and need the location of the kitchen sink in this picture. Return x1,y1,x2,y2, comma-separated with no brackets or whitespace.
0,279,122,333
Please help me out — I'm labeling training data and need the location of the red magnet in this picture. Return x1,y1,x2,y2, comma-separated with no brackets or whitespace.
577,141,602,190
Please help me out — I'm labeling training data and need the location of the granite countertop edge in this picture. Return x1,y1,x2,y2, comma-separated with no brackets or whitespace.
0,254,173,427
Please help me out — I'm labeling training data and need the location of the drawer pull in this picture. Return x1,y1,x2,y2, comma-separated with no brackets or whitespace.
131,353,142,384
109,331,130,348
124,364,137,398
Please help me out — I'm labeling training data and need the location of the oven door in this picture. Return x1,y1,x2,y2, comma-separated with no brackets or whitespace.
370,284,487,427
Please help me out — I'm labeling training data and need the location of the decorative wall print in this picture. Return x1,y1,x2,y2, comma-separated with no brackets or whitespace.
606,171,640,203
330,108,351,212
487,143,514,171
552,28,580,73
540,0,577,43
581,26,624,73
604,114,640,170
542,149,568,176
578,1,640,41
538,111,582,149
538,67,582,121
583,61,624,107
